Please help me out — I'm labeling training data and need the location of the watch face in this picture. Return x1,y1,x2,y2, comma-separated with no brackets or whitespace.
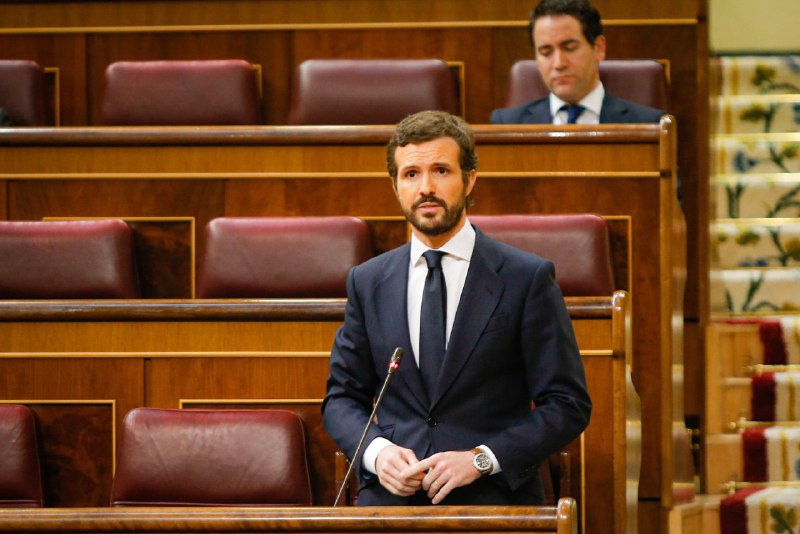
474,453,492,473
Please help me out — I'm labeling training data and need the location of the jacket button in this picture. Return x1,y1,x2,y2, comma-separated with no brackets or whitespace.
427,417,439,427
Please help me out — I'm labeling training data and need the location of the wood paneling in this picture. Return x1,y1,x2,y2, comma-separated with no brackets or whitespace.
0,296,624,534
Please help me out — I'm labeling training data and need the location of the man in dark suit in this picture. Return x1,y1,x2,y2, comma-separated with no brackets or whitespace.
322,110,591,506
491,0,663,125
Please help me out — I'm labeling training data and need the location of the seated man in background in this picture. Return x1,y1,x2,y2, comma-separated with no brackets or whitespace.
322,110,591,506
491,0,664,125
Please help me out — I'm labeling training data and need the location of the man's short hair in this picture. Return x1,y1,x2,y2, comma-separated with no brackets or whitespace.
529,0,604,48
386,110,478,183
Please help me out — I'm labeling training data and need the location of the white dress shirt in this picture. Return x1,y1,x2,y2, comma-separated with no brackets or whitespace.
549,82,605,125
362,219,501,476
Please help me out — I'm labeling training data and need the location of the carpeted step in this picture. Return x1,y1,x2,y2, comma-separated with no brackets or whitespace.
714,95,800,135
712,220,800,268
716,55,800,97
711,173,800,219
711,268,800,313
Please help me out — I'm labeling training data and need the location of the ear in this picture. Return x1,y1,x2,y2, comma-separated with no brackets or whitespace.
594,35,606,62
465,170,477,196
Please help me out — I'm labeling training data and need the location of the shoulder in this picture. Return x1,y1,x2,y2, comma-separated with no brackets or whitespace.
490,97,550,124
601,93,664,123
348,243,408,282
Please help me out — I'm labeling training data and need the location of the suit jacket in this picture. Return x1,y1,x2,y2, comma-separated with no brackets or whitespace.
322,227,591,505
490,92,664,124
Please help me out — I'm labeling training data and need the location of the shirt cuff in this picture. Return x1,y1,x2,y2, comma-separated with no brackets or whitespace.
362,437,394,474
478,444,503,474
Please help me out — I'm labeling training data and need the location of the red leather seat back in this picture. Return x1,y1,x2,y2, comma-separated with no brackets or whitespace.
110,408,313,506
0,60,48,126
288,59,459,125
0,219,139,298
0,404,44,508
101,60,263,126
471,214,615,296
197,216,372,298
504,59,670,110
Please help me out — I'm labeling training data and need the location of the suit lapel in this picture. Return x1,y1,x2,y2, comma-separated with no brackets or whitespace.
373,244,430,408
432,230,504,404
599,93,629,122
523,98,552,124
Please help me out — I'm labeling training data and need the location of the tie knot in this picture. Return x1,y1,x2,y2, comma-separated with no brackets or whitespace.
422,250,446,270
561,104,585,124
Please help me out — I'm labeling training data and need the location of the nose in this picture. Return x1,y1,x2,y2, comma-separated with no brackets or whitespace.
419,171,436,196
553,50,567,69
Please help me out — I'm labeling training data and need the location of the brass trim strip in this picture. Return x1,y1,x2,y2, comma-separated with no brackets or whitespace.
0,18,700,35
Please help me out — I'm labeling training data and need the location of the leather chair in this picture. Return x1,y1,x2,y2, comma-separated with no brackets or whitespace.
0,404,44,508
288,59,459,125
0,60,48,126
471,214,614,296
197,216,372,298
101,60,263,125
503,59,670,110
0,219,139,298
110,408,313,506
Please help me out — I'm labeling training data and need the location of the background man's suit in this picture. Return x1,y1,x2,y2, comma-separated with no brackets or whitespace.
490,92,664,124
322,227,591,505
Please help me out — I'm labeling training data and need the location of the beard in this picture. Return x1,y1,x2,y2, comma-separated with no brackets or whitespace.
402,193,467,237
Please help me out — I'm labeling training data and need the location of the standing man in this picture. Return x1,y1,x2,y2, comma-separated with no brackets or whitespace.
322,110,591,506
491,0,664,124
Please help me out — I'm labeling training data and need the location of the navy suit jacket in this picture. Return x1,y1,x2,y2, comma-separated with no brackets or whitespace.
322,227,591,505
490,92,664,124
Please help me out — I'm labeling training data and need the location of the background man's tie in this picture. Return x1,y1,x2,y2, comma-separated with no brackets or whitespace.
564,104,586,124
419,250,447,398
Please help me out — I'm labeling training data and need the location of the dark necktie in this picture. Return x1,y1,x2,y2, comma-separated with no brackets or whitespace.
563,104,585,124
419,250,447,398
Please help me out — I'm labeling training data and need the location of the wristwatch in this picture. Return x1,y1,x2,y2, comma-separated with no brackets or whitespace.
471,447,492,476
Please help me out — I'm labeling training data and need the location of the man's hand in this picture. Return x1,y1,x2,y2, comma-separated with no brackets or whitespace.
400,451,482,504
375,445,424,496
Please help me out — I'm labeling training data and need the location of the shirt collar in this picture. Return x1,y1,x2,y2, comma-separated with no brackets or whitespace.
549,81,605,122
410,217,476,265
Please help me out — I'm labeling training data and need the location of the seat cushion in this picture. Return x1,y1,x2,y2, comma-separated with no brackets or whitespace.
0,404,44,508
471,214,615,296
0,219,139,298
0,60,48,126
288,59,458,125
197,216,372,298
101,60,263,126
110,408,313,506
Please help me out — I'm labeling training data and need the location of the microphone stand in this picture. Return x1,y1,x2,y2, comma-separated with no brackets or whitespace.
333,347,404,507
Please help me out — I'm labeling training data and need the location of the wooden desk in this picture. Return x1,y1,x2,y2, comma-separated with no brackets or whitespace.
0,123,688,514
0,294,633,534
0,501,576,534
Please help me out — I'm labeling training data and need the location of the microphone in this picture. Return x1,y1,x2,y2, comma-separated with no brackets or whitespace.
333,347,404,507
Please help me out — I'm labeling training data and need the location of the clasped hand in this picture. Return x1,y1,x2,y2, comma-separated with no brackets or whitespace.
374,445,482,504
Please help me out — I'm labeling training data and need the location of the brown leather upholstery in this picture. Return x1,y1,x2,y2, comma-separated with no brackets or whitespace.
471,214,614,296
288,59,458,125
101,60,263,126
110,408,313,507
0,219,139,298
504,59,670,110
197,216,372,298
0,404,44,508
0,60,48,126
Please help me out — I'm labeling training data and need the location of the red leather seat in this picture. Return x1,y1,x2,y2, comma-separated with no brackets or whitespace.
101,60,263,125
0,60,48,126
110,408,313,506
470,214,615,296
197,216,372,298
0,404,44,508
504,59,670,110
288,59,459,125
0,219,139,299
